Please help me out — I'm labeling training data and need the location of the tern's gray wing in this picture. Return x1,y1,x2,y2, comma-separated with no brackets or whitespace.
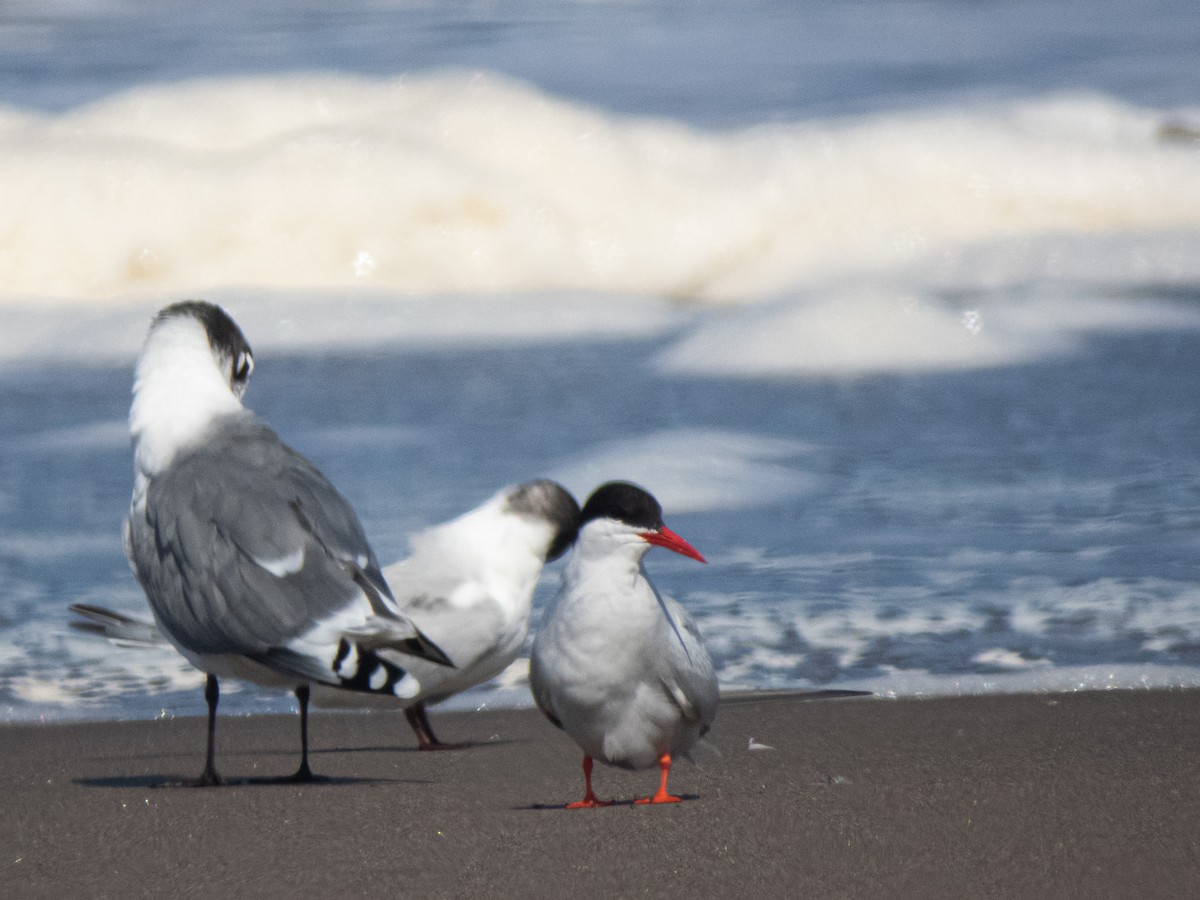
656,594,719,734
128,415,443,682
528,620,569,732
527,646,564,731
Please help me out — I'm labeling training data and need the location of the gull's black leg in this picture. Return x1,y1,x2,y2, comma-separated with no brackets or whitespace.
195,673,224,787
290,684,316,782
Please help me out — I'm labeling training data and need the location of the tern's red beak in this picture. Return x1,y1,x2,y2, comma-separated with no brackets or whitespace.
642,525,707,563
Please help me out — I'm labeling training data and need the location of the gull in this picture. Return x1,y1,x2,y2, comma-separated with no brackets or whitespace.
73,479,579,751
530,481,718,807
123,299,451,785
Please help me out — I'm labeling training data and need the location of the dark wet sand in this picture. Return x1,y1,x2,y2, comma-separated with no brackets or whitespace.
3,689,1199,899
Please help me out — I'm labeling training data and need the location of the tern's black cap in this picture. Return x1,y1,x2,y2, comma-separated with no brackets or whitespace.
579,481,664,531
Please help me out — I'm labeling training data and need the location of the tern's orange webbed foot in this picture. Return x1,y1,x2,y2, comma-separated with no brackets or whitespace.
565,795,614,809
564,755,613,809
634,753,682,805
634,791,682,805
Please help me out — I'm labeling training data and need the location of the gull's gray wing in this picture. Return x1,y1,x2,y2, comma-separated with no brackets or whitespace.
127,414,446,681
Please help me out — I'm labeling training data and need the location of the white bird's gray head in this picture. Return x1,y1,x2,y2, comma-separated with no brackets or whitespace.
576,481,706,563
505,480,581,562
130,300,256,480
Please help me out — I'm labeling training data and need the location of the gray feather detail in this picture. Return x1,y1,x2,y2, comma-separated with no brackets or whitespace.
651,581,694,665
69,603,166,648
126,412,418,669
528,651,565,731
660,676,697,721
657,595,720,733
254,642,413,696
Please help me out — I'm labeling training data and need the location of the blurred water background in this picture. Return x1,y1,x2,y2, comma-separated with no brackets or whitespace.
2,0,1200,722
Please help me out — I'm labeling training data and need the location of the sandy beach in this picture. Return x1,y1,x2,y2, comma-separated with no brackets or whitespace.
3,688,1199,899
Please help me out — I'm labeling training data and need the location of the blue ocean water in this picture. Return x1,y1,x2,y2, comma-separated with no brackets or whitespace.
3,0,1199,122
2,0,1200,721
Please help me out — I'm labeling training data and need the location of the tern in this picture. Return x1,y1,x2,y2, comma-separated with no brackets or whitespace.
123,299,451,785
530,481,718,807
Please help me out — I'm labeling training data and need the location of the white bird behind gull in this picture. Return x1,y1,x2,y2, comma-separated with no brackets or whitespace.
530,481,718,807
123,300,451,785
376,479,579,748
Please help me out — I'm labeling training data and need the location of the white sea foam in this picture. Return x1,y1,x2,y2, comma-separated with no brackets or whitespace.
1005,577,1200,645
549,428,815,513
0,608,204,718
836,664,1200,699
658,230,1200,378
0,532,117,562
5,659,205,710
972,648,1054,670
659,289,1049,377
2,73,1195,378
0,290,684,366
368,662,1200,711
2,72,1198,306
7,420,128,452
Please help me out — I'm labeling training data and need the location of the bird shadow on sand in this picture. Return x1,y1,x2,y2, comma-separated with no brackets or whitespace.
719,689,872,705
74,771,432,789
313,737,523,755
516,794,702,812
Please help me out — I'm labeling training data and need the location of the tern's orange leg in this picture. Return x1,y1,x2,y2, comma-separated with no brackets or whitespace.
634,753,682,805
565,756,613,809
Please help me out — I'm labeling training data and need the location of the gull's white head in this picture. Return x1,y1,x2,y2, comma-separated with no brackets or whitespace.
130,300,255,479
